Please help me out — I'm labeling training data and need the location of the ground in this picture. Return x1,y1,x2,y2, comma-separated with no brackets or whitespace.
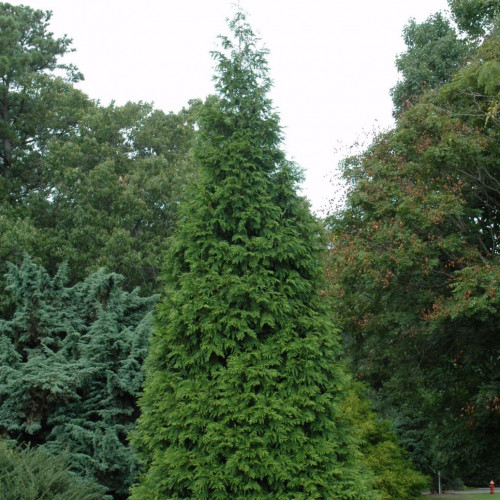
423,488,494,498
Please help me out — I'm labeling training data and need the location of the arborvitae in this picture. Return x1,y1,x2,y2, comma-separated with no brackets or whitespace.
131,12,375,499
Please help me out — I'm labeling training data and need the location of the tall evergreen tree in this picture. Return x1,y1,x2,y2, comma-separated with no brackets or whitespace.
131,12,375,499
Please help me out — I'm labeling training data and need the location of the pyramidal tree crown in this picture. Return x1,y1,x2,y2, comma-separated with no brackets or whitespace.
130,11,375,499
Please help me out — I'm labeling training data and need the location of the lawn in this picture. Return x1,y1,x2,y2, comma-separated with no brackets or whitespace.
417,494,493,499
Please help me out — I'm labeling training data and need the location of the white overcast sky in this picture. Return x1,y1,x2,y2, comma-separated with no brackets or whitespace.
14,0,450,214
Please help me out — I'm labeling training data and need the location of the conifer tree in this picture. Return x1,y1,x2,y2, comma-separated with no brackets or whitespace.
0,256,157,498
131,12,375,499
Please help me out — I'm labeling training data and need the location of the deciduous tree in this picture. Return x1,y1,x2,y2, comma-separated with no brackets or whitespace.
0,3,198,302
391,13,469,116
449,0,500,37
0,2,82,190
327,26,500,483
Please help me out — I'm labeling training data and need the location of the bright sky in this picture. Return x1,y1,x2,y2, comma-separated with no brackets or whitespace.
14,0,450,214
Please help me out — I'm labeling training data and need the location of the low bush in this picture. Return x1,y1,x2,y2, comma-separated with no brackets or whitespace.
0,440,106,499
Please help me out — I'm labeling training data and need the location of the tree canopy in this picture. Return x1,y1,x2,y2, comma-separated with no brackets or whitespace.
327,6,500,484
391,13,470,116
0,2,81,189
6,0,499,497
0,2,200,303
448,0,500,36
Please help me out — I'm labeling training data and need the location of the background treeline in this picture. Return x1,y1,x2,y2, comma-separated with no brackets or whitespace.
0,0,498,498
0,3,199,497
327,0,500,488
0,2,199,301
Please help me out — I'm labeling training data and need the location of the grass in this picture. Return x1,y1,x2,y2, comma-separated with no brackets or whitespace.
417,494,494,499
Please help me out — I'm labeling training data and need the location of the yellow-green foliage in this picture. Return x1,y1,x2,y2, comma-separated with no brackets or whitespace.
365,426,429,500
342,383,429,500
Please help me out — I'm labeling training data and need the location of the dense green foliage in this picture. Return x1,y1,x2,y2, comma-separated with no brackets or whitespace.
131,13,376,499
391,13,470,116
0,95,198,298
0,5,201,496
328,4,500,486
0,2,81,187
36,100,198,294
0,2,198,302
0,256,156,497
342,382,429,500
449,0,500,36
6,1,494,497
0,439,106,500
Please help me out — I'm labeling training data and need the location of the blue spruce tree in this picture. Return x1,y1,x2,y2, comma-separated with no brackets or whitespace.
0,256,156,498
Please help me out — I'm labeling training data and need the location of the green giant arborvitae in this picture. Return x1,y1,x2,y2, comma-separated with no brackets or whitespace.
131,13,375,499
